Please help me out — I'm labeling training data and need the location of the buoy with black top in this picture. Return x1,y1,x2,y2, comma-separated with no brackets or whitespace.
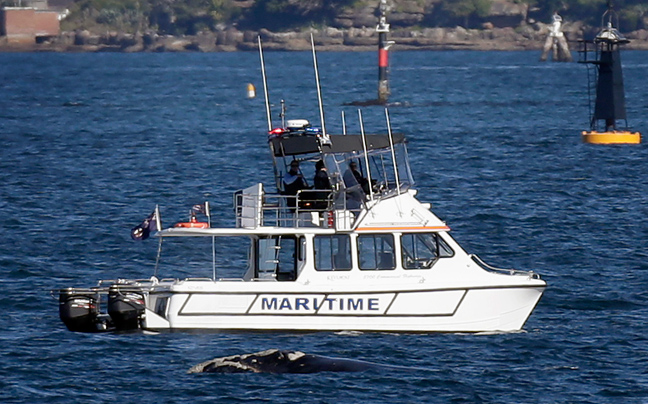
578,1,641,144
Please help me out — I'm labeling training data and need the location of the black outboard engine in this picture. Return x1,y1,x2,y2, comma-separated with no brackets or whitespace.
108,287,145,331
59,288,104,332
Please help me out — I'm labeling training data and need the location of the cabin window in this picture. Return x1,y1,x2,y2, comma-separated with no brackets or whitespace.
401,233,454,269
314,235,352,271
357,234,395,270
256,236,298,281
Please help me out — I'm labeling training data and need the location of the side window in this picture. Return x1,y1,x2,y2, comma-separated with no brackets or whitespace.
357,234,395,270
401,233,454,269
314,235,352,271
438,235,454,258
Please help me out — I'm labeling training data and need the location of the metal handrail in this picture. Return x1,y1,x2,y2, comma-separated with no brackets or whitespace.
470,254,540,279
235,189,337,228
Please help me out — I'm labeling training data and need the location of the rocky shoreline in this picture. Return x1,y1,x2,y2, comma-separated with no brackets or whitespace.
3,24,648,53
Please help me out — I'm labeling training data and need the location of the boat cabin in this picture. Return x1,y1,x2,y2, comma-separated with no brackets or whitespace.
156,121,456,283
158,220,457,284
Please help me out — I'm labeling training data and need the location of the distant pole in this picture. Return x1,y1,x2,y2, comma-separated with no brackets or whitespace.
377,0,393,104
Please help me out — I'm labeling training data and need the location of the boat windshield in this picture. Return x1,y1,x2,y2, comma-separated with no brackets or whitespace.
323,141,414,198
269,133,414,202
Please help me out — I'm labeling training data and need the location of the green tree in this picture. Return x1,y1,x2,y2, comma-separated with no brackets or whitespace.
441,0,492,27
619,4,648,30
243,0,357,30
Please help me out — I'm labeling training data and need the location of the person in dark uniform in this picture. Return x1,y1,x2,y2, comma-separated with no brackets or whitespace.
313,160,330,190
312,159,331,209
343,161,369,194
283,160,308,209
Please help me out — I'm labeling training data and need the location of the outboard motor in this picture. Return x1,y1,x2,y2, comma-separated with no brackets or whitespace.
107,287,145,331
59,288,102,332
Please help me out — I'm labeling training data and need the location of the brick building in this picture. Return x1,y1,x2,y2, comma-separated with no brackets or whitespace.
1,6,60,44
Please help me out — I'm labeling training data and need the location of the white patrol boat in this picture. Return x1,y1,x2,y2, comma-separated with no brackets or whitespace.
57,39,545,334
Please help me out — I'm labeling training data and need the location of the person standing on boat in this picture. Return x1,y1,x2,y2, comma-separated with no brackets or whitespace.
313,160,331,190
283,160,308,209
343,161,369,194
343,160,368,210
312,159,331,209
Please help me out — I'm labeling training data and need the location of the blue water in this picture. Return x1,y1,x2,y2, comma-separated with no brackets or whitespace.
1,50,647,403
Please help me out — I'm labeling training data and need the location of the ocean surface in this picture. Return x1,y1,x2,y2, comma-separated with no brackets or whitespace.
1,49,647,403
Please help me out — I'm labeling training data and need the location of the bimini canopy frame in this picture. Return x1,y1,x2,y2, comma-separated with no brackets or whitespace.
269,133,406,157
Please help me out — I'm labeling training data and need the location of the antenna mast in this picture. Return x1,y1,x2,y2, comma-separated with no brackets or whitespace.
258,36,272,131
310,34,327,137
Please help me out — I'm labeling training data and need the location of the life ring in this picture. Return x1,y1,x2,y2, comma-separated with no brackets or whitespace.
174,221,209,229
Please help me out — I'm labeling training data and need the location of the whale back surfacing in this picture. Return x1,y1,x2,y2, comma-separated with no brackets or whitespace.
188,349,380,374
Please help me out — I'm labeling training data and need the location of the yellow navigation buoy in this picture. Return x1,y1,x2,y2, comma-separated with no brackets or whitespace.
247,83,256,99
582,131,641,144
578,5,641,145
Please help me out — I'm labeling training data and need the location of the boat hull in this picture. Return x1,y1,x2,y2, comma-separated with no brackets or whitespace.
143,284,545,333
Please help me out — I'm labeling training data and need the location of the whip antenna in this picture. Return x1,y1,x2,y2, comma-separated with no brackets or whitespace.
358,110,374,201
385,108,401,196
258,36,272,131
310,34,327,137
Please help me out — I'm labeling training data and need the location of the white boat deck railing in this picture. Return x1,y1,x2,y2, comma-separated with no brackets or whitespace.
52,280,154,299
97,278,156,287
234,186,358,230
470,254,541,279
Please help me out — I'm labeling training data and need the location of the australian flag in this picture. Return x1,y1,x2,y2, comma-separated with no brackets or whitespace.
130,208,161,241
192,202,210,217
